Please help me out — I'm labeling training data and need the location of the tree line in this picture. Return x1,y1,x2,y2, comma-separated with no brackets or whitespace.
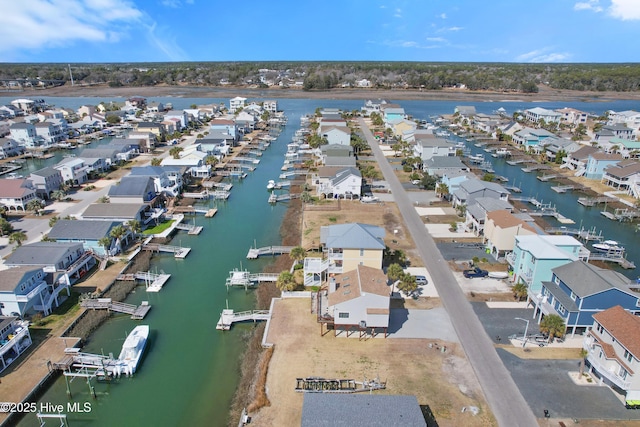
1,62,640,93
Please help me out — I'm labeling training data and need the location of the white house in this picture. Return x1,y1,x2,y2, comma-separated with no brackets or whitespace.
229,96,247,113
0,266,71,317
0,178,39,211
54,157,88,186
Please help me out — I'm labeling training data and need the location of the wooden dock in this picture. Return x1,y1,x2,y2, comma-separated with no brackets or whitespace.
205,208,218,217
551,185,575,193
117,271,172,292
80,298,151,319
216,309,271,330
175,223,204,235
143,243,191,258
537,174,558,182
246,245,295,259
578,196,614,207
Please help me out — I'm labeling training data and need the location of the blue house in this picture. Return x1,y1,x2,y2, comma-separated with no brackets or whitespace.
584,152,624,180
533,261,640,337
507,234,589,297
47,220,125,256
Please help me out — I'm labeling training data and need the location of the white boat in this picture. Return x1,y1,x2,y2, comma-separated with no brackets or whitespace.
360,195,380,203
467,154,485,164
488,271,509,279
267,180,276,190
592,240,624,252
117,325,149,376
492,148,512,158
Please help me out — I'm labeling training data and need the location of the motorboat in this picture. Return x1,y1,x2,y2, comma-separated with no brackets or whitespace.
592,240,624,252
488,271,509,279
117,325,149,376
467,154,485,164
267,180,276,190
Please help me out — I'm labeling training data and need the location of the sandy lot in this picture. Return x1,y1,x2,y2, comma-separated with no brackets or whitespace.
252,298,495,427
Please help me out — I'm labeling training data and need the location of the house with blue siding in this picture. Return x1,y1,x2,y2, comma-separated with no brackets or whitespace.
507,235,589,298
533,261,640,337
584,152,624,180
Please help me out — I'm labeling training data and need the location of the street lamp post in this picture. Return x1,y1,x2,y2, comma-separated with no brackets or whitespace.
515,317,529,348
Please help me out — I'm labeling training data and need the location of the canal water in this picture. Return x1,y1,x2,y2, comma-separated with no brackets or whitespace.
4,95,639,426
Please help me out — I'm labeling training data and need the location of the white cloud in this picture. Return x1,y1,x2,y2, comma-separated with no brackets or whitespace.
162,0,194,7
0,0,143,53
574,0,603,12
426,37,446,43
445,26,463,32
394,8,402,18
144,22,189,61
516,49,570,62
440,13,447,19
609,0,640,20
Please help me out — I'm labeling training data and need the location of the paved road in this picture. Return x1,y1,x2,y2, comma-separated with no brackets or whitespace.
358,118,538,427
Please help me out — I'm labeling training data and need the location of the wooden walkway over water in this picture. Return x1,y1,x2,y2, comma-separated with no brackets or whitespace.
117,271,172,292
216,309,271,330
143,243,191,258
246,245,294,259
80,298,151,319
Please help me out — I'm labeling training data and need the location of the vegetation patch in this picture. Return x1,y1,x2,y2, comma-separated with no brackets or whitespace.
142,220,175,235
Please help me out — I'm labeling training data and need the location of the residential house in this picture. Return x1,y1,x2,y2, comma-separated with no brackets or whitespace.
0,138,24,159
607,138,640,158
535,261,639,336
542,136,582,162
5,242,96,285
229,97,247,113
320,144,356,168
0,178,38,211
47,220,128,256
601,160,640,198
160,145,210,178
423,156,469,177
583,305,640,405
483,210,537,259
127,131,156,152
472,113,501,134
507,234,589,297
146,101,165,113
34,121,65,145
524,107,561,124
584,152,623,180
455,106,477,117
556,108,589,126
133,122,165,141
322,265,391,337
413,137,455,165
512,127,556,150
0,316,32,373
451,178,510,208
77,147,120,172
314,167,362,199
81,202,152,224
29,167,63,200
320,126,350,146
54,157,88,186
320,223,385,274
129,165,184,197
439,170,476,199
0,266,70,317
464,197,514,236
361,99,389,117
595,124,636,145
209,119,239,144
263,100,277,114
561,145,598,175
386,118,417,140
108,176,157,204
9,122,36,147
165,110,190,130
380,104,405,123
0,104,23,118
608,110,640,132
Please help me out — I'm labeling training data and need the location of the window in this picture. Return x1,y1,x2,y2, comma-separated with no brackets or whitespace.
557,304,566,315
570,291,576,301
625,349,633,363
618,366,628,380
597,324,604,334
359,249,364,256
338,312,349,319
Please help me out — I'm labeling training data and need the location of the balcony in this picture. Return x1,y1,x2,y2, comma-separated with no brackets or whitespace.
15,282,48,303
0,322,31,359
586,353,631,390
505,252,516,267
304,257,329,274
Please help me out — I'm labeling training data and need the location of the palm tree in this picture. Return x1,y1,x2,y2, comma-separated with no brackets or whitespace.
396,273,418,296
512,283,528,301
51,189,67,201
436,183,449,199
289,246,306,265
0,218,14,236
26,199,45,216
540,314,566,342
98,236,112,254
151,158,162,166
169,146,184,159
49,216,60,228
9,231,27,247
386,263,404,283
276,271,296,292
579,348,589,376
127,219,142,238
109,225,128,252
205,155,219,167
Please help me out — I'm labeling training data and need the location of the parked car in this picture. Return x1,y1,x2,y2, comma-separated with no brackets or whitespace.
414,275,428,285
463,267,489,278
411,180,421,185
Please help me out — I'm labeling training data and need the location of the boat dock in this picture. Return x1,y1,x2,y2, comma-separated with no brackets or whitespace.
545,226,604,242
224,269,280,289
117,271,172,292
504,185,521,193
578,196,614,207
551,185,576,193
80,298,151,319
537,174,558,182
175,223,204,235
172,206,218,216
216,308,271,330
600,208,640,221
522,165,551,173
268,193,299,203
506,159,532,166
279,170,307,179
246,245,294,259
182,190,230,200
142,243,191,258
589,252,636,269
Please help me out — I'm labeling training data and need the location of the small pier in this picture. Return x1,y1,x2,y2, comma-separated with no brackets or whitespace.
269,193,299,203
175,223,204,235
172,206,217,215
506,159,531,166
117,271,172,292
224,269,280,289
142,243,191,258
589,252,636,269
600,208,640,222
295,377,386,394
537,174,558,182
522,165,551,173
246,245,294,259
545,226,604,242
216,308,271,330
551,185,575,193
80,298,151,319
578,196,614,207
504,185,521,193
205,208,218,217
279,170,307,180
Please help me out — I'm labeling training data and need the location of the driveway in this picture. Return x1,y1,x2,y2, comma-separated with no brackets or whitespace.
388,307,458,341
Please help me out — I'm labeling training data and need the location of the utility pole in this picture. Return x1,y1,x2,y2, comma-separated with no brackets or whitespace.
68,64,74,86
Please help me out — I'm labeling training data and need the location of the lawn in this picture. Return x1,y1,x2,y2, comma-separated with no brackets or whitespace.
142,220,175,235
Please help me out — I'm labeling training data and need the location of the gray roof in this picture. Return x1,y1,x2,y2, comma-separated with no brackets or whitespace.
331,167,361,185
82,203,146,219
425,156,467,169
78,147,119,159
130,165,183,177
5,242,83,267
541,280,579,312
459,178,510,196
301,394,426,427
0,266,43,292
552,260,635,298
48,219,119,240
30,166,60,178
320,223,385,250
108,176,155,198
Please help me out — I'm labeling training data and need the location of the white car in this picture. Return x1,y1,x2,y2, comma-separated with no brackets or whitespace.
411,180,421,185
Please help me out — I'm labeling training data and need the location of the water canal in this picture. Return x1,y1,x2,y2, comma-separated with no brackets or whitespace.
4,96,639,426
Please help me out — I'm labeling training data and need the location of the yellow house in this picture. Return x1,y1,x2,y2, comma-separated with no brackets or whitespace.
484,210,536,259
320,223,385,273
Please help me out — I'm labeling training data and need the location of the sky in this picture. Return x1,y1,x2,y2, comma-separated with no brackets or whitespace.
1,0,639,63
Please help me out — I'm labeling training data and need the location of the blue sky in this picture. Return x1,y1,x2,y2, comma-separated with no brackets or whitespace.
1,0,639,63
